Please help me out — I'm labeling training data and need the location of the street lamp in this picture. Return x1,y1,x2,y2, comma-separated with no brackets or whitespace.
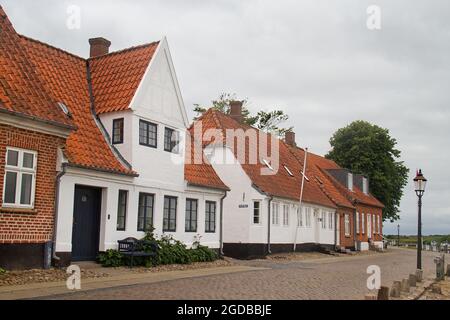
413,169,427,270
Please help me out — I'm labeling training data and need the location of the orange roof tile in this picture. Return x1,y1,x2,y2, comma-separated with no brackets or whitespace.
194,109,336,208
89,43,159,114
0,6,74,129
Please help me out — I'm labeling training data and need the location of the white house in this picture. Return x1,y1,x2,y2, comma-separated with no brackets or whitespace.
192,105,339,258
21,34,228,265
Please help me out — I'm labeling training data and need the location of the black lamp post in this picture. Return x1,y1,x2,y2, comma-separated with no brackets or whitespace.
413,169,427,270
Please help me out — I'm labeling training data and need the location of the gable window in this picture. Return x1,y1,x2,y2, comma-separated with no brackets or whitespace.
356,212,360,234
164,127,180,153
271,202,279,225
112,118,124,144
137,193,154,232
3,148,37,209
344,214,350,236
328,212,333,230
253,201,261,224
205,201,216,233
116,190,128,231
139,119,157,148
305,207,312,227
163,196,177,232
185,198,198,232
347,173,353,191
283,204,289,226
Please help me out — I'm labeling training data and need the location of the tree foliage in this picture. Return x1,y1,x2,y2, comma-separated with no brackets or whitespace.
194,93,292,137
326,120,409,222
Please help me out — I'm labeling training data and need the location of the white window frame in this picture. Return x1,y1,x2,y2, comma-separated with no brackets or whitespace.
362,177,369,194
305,207,312,227
283,204,289,226
297,206,303,227
362,213,366,234
321,211,326,229
253,200,261,225
344,214,350,236
271,202,279,225
2,147,37,209
347,173,353,191
356,212,360,234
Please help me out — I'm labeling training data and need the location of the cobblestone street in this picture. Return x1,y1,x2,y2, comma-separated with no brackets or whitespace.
39,248,448,300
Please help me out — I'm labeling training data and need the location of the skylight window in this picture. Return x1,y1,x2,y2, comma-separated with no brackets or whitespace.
262,159,273,171
284,165,294,177
57,102,71,117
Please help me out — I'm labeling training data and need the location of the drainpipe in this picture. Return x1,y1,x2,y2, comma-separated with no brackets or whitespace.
334,210,338,249
267,196,273,254
219,191,228,256
353,208,358,250
52,163,67,265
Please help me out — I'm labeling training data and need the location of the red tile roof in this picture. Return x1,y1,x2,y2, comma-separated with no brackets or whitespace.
89,43,158,114
194,109,336,208
0,6,74,129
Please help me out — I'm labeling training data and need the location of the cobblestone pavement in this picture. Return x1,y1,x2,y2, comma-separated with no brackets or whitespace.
44,248,448,300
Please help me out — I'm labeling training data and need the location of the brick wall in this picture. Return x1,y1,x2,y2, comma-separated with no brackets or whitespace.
338,208,355,249
0,124,65,244
355,204,383,243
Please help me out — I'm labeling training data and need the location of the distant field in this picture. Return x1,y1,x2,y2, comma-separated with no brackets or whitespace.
385,234,450,245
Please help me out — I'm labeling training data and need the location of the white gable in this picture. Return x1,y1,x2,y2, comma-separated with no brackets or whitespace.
130,37,189,129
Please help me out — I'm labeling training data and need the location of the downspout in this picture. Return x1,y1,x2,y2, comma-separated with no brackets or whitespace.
334,210,338,249
267,196,273,254
219,191,228,256
353,208,358,250
52,163,67,264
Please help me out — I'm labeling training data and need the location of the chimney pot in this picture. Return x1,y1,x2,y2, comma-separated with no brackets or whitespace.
229,101,243,123
89,37,111,58
285,131,296,147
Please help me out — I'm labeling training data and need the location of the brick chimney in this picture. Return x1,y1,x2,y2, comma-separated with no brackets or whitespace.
229,101,243,123
89,37,111,58
285,131,296,147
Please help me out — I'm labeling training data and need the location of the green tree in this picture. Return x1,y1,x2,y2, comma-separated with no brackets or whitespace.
326,120,409,222
194,93,292,137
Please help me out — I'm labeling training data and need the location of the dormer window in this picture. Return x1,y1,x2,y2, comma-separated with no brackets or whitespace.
164,127,180,153
284,165,294,177
112,118,124,144
362,177,369,195
347,172,353,191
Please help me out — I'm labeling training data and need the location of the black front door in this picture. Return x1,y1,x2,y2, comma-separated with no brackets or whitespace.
72,186,102,261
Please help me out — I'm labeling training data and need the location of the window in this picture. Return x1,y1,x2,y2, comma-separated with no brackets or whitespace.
271,202,279,225
347,173,353,191
139,120,157,148
185,199,198,232
305,207,312,227
367,213,372,236
164,127,180,153
112,118,124,144
321,211,326,229
253,201,261,224
163,196,177,232
205,201,216,233
374,215,378,234
3,148,37,208
344,214,350,236
297,206,303,227
356,212,360,234
361,213,366,234
379,215,382,234
116,190,128,231
328,212,333,230
362,177,369,195
137,193,154,232
283,204,289,226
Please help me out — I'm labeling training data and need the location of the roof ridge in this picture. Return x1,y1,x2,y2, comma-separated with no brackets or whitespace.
19,34,86,61
88,41,160,60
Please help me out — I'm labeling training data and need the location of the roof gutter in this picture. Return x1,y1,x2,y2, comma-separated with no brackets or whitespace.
85,60,135,172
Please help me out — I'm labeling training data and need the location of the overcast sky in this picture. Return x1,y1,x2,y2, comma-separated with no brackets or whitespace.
2,0,449,235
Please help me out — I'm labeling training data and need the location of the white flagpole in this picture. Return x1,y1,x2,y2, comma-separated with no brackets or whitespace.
294,147,308,252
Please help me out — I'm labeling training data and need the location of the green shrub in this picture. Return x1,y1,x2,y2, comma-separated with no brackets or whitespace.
0,267,6,275
97,249,124,267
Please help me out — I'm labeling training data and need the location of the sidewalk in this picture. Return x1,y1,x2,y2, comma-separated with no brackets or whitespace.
0,265,266,300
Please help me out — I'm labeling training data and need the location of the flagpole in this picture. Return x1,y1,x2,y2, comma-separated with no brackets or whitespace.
294,147,308,252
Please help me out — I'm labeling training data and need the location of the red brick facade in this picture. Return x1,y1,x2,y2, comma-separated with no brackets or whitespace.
338,208,355,249
0,124,65,244
354,204,383,243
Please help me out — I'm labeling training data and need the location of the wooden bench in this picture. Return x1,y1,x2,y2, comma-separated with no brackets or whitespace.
118,237,158,267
